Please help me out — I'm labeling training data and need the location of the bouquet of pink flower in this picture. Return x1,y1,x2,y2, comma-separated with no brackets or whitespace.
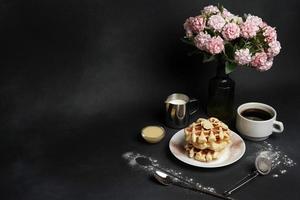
183,5,281,73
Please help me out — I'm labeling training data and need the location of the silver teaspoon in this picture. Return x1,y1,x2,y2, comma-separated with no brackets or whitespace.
135,156,191,185
154,170,235,200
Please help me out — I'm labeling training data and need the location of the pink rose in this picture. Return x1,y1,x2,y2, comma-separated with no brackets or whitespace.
251,52,268,68
263,26,277,43
222,23,240,40
222,8,234,19
234,48,252,65
267,41,281,57
246,15,263,27
206,36,224,55
256,58,273,71
194,32,211,51
183,16,206,37
240,21,259,39
207,14,226,32
202,5,220,15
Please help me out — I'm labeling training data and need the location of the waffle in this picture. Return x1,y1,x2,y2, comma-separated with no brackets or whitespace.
184,117,231,162
185,143,220,162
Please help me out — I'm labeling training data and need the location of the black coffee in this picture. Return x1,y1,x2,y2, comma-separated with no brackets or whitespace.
241,108,273,121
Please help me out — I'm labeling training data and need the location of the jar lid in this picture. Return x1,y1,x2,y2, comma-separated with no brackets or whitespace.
141,126,165,143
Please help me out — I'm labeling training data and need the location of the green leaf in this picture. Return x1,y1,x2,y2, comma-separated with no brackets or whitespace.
203,54,215,63
204,28,216,37
224,43,235,60
218,3,224,13
225,61,236,74
238,38,246,48
181,37,194,46
187,50,201,56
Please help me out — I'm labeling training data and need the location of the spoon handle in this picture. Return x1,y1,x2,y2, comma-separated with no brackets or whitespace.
154,166,192,186
173,180,235,200
223,171,259,196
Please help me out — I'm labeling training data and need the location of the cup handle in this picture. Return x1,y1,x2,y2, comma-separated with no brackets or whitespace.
273,120,284,133
189,98,199,115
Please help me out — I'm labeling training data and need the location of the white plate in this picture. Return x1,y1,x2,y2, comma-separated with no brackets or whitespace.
169,129,246,168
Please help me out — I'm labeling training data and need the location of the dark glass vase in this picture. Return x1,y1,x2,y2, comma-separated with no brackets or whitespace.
207,63,235,123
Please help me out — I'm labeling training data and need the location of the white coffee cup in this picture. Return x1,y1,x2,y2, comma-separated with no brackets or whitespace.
236,102,284,141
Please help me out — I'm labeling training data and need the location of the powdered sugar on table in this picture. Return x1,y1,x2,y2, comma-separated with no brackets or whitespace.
251,141,296,178
122,152,216,192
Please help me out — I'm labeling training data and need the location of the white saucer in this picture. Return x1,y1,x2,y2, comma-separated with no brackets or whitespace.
169,129,246,168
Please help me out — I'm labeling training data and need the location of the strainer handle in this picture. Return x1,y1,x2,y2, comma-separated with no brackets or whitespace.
223,170,259,196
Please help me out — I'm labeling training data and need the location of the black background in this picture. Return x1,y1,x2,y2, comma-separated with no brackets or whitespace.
0,0,300,199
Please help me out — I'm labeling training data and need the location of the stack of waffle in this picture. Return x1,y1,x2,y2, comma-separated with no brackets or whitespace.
184,117,231,162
